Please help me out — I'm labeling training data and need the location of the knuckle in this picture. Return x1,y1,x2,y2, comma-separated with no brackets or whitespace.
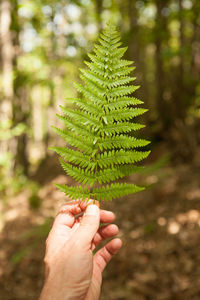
45,236,51,248
43,255,49,265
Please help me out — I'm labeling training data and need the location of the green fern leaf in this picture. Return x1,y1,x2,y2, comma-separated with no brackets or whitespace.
51,22,150,201
51,126,93,154
92,183,145,201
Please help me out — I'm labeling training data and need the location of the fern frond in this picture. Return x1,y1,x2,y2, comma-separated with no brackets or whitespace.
84,61,107,78
107,77,136,88
66,98,103,118
52,126,93,153
96,149,150,169
55,184,91,201
105,108,148,123
74,82,105,106
80,68,105,87
92,183,145,201
111,85,140,97
98,135,150,151
79,76,105,98
59,106,101,131
57,114,97,137
95,165,144,184
51,147,97,170
104,97,143,111
52,22,150,201
87,53,105,69
80,68,136,89
102,122,145,136
59,158,96,185
112,59,133,70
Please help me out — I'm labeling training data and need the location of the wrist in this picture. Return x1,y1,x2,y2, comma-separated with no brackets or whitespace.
39,280,79,300
39,271,90,300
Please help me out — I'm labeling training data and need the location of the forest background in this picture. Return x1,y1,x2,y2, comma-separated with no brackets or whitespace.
0,0,200,299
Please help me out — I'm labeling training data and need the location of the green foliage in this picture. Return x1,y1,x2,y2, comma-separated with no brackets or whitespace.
0,120,27,195
0,120,26,141
51,23,150,201
0,119,40,199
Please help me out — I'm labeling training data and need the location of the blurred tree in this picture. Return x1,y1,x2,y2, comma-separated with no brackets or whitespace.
154,0,169,130
0,0,15,167
11,0,29,174
93,0,103,31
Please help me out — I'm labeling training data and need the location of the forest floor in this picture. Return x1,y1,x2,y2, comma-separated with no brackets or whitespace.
0,147,200,300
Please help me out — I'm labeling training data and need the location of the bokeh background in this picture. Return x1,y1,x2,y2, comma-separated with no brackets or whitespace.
0,0,200,299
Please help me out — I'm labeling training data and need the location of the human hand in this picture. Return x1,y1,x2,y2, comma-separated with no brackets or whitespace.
39,200,122,300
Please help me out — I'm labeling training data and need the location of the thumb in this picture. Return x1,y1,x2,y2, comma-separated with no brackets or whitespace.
75,204,100,247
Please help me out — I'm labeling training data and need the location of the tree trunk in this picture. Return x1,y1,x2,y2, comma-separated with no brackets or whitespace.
128,0,139,64
191,0,200,78
154,0,168,131
94,0,103,32
11,0,29,175
0,0,14,140
174,0,186,120
0,0,17,175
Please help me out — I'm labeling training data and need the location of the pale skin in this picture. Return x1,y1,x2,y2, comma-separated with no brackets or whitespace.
39,200,122,300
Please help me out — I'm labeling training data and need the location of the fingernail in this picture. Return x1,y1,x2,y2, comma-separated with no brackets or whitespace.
87,199,100,207
85,204,99,216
